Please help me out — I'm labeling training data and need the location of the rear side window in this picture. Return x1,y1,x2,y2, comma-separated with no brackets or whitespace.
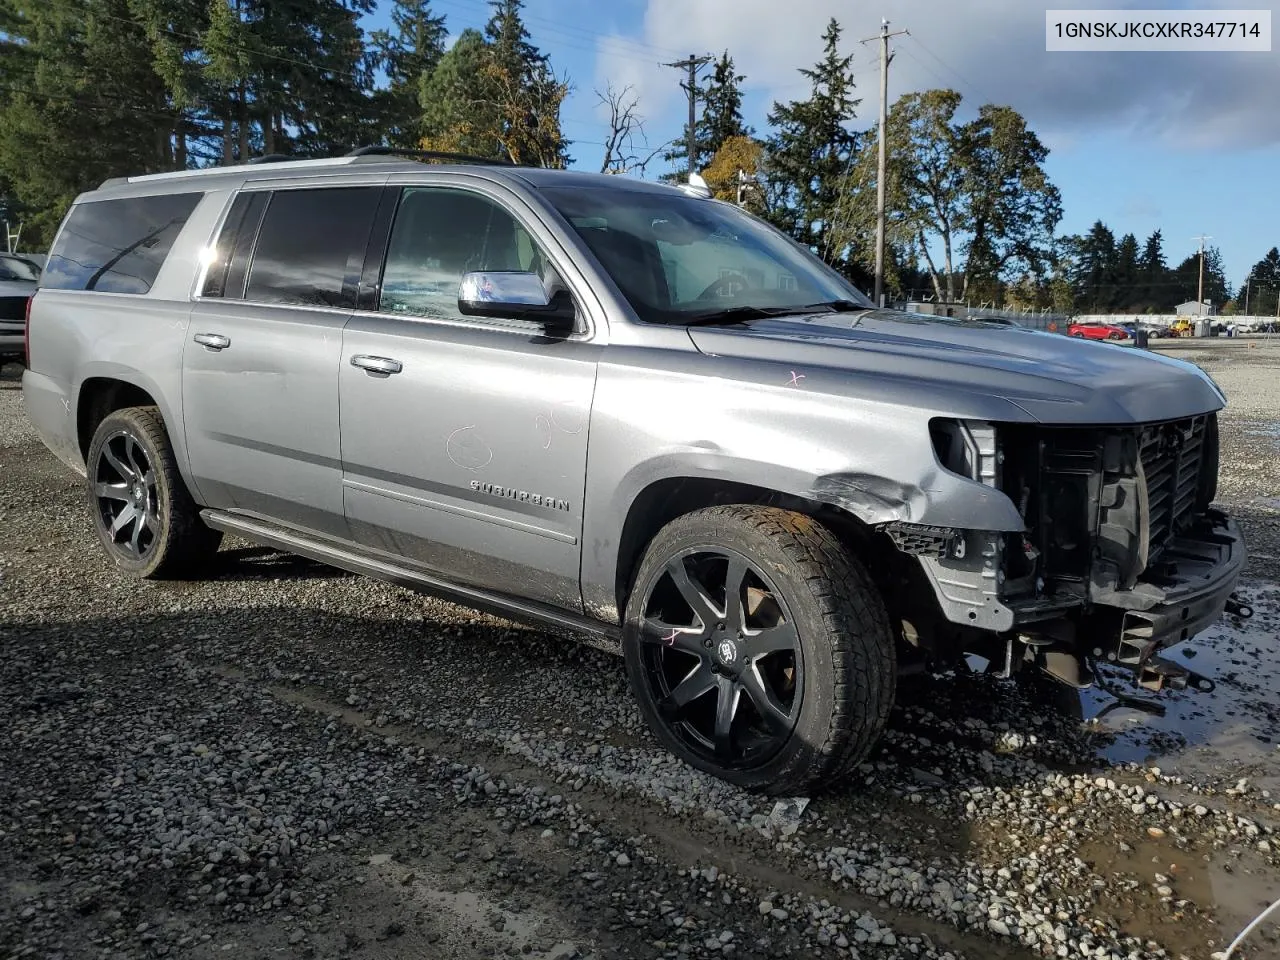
244,187,379,308
43,193,203,294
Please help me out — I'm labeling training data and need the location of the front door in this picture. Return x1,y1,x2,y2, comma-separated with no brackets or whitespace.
183,184,381,539
338,184,600,611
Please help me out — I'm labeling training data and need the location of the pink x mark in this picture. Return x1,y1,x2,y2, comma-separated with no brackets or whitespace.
787,371,806,386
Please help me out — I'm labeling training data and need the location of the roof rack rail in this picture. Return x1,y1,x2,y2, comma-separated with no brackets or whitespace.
345,145,515,166
245,154,297,165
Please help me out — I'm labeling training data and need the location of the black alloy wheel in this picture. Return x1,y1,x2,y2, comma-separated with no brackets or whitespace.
93,428,162,562
85,406,222,579
635,548,802,769
623,505,896,795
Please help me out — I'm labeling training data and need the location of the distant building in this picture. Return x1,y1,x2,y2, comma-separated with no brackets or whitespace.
899,300,968,318
1175,300,1217,316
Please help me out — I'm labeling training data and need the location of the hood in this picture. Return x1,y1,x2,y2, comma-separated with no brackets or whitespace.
686,309,1225,425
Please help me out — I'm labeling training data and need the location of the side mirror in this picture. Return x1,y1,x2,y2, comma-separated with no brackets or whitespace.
457,271,575,331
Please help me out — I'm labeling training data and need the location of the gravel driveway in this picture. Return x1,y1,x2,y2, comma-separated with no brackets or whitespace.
2,343,1279,960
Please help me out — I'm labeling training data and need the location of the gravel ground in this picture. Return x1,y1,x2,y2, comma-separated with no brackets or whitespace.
2,343,1280,960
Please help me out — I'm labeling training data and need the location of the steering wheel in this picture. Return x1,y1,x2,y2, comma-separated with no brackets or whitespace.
695,273,749,301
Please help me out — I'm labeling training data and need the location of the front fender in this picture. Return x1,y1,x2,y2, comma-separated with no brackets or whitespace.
579,360,1025,624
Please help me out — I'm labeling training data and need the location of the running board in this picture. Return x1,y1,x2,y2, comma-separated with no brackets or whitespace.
200,509,622,651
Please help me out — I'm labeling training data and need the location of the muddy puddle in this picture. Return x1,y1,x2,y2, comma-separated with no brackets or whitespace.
1069,581,1280,793
1078,833,1278,954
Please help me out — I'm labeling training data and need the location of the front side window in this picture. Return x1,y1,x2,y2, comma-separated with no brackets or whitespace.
378,187,549,321
541,186,872,324
42,192,203,294
244,187,380,308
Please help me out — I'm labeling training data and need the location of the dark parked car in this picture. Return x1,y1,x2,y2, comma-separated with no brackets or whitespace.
0,253,40,363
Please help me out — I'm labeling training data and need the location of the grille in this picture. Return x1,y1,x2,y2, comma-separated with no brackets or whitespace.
1139,414,1208,565
0,295,28,322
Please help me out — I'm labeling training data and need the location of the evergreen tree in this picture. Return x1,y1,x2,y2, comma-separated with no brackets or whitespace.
1170,246,1229,311
696,53,750,164
1139,229,1166,276
481,0,570,166
0,0,180,244
372,0,447,148
420,28,501,157
764,18,861,273
1135,229,1167,310
1240,247,1280,316
1070,221,1117,310
1114,233,1140,310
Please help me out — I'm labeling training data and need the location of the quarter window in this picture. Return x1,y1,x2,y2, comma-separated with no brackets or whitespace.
201,192,268,299
244,187,379,308
379,187,548,321
42,192,203,294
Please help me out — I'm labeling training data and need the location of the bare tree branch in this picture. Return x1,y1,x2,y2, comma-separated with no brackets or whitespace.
595,83,669,176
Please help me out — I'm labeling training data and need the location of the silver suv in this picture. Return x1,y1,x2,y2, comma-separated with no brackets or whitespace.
23,149,1245,794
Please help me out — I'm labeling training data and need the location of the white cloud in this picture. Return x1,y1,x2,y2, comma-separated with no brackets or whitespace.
594,0,1280,149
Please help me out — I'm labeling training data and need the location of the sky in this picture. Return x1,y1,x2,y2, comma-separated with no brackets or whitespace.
364,0,1280,297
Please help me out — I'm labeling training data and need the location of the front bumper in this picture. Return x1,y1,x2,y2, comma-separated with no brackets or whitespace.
1091,509,1246,655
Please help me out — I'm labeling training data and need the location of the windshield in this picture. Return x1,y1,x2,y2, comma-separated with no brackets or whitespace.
541,186,873,324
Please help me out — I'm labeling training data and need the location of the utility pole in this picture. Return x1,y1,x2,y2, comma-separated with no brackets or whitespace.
862,19,908,308
662,53,713,178
1192,235,1212,316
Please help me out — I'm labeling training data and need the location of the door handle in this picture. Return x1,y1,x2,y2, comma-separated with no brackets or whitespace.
193,333,231,350
350,354,403,375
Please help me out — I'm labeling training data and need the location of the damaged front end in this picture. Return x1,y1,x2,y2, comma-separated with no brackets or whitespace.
886,413,1248,694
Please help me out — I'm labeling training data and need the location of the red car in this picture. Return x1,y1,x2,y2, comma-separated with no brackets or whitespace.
1068,322,1128,341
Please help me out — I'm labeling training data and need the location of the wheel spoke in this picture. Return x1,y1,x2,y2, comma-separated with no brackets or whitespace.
102,443,135,481
129,511,145,554
125,437,147,481
109,504,137,538
660,661,716,716
744,620,799,657
641,618,706,655
94,481,130,502
740,665,793,735
666,557,722,628
713,676,740,758
723,556,750,632
143,509,161,535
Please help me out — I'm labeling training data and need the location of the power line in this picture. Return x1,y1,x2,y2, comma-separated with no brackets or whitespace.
425,0,688,61
905,33,1001,105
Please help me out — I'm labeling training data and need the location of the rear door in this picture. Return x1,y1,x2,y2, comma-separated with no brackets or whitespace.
338,180,603,611
183,181,383,539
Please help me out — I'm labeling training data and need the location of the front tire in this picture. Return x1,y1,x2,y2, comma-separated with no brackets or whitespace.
622,505,895,795
85,406,222,579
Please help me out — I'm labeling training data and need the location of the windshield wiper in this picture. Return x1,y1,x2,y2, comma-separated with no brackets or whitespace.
798,299,871,313
681,305,796,326
682,300,872,327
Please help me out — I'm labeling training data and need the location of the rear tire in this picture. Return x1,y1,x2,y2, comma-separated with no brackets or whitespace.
85,406,222,579
622,505,895,795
